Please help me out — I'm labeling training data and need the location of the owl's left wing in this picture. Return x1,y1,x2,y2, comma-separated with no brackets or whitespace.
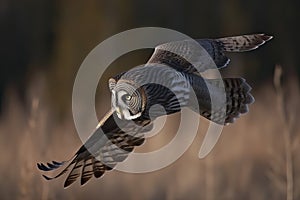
147,34,272,73
37,109,152,188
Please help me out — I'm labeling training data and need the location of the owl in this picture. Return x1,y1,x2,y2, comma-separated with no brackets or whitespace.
38,34,272,187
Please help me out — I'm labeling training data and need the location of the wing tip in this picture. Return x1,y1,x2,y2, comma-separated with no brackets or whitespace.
42,174,53,181
254,33,273,48
246,33,273,51
37,160,66,171
258,33,273,42
218,33,273,52
64,180,74,188
80,177,90,186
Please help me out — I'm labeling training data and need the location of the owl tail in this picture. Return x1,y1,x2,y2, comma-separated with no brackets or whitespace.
188,76,254,125
221,78,254,124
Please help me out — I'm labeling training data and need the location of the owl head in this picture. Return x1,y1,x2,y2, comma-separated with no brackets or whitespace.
109,78,146,120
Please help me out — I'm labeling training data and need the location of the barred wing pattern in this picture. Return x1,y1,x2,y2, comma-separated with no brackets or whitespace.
186,75,254,124
38,33,272,188
38,110,152,187
147,34,272,73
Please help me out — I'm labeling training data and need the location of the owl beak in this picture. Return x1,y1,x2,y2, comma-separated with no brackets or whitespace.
115,107,124,119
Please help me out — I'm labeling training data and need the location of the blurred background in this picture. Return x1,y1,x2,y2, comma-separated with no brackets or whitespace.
1,0,299,199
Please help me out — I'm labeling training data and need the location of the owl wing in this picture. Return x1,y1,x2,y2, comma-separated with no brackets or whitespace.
147,34,272,73
37,109,152,188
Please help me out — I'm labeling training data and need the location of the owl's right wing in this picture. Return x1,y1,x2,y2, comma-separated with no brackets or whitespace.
37,109,152,188
147,34,272,73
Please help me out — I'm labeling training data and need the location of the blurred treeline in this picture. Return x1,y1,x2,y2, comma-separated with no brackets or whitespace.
1,0,299,118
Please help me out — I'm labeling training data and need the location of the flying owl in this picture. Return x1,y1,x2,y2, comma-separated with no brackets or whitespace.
38,34,272,187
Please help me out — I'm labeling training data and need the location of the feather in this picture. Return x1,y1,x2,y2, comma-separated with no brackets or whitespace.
147,33,272,72
37,110,153,187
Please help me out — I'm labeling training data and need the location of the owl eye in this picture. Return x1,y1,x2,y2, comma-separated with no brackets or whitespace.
125,95,131,100
122,94,132,101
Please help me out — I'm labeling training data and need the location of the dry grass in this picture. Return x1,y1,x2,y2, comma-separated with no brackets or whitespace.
268,65,299,200
0,71,299,200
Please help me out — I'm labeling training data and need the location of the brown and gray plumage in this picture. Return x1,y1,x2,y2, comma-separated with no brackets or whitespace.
38,34,272,187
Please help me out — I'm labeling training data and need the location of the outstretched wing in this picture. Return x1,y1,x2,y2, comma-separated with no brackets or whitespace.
37,109,152,188
147,34,272,73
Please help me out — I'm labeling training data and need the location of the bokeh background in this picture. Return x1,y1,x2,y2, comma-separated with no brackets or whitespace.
1,0,300,199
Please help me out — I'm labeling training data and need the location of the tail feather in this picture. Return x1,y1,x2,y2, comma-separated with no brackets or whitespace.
188,75,254,125
218,78,254,124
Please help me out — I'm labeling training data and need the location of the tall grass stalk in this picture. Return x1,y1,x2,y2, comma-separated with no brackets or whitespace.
273,65,294,200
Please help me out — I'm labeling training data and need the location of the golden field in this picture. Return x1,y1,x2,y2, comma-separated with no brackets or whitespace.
0,71,299,200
